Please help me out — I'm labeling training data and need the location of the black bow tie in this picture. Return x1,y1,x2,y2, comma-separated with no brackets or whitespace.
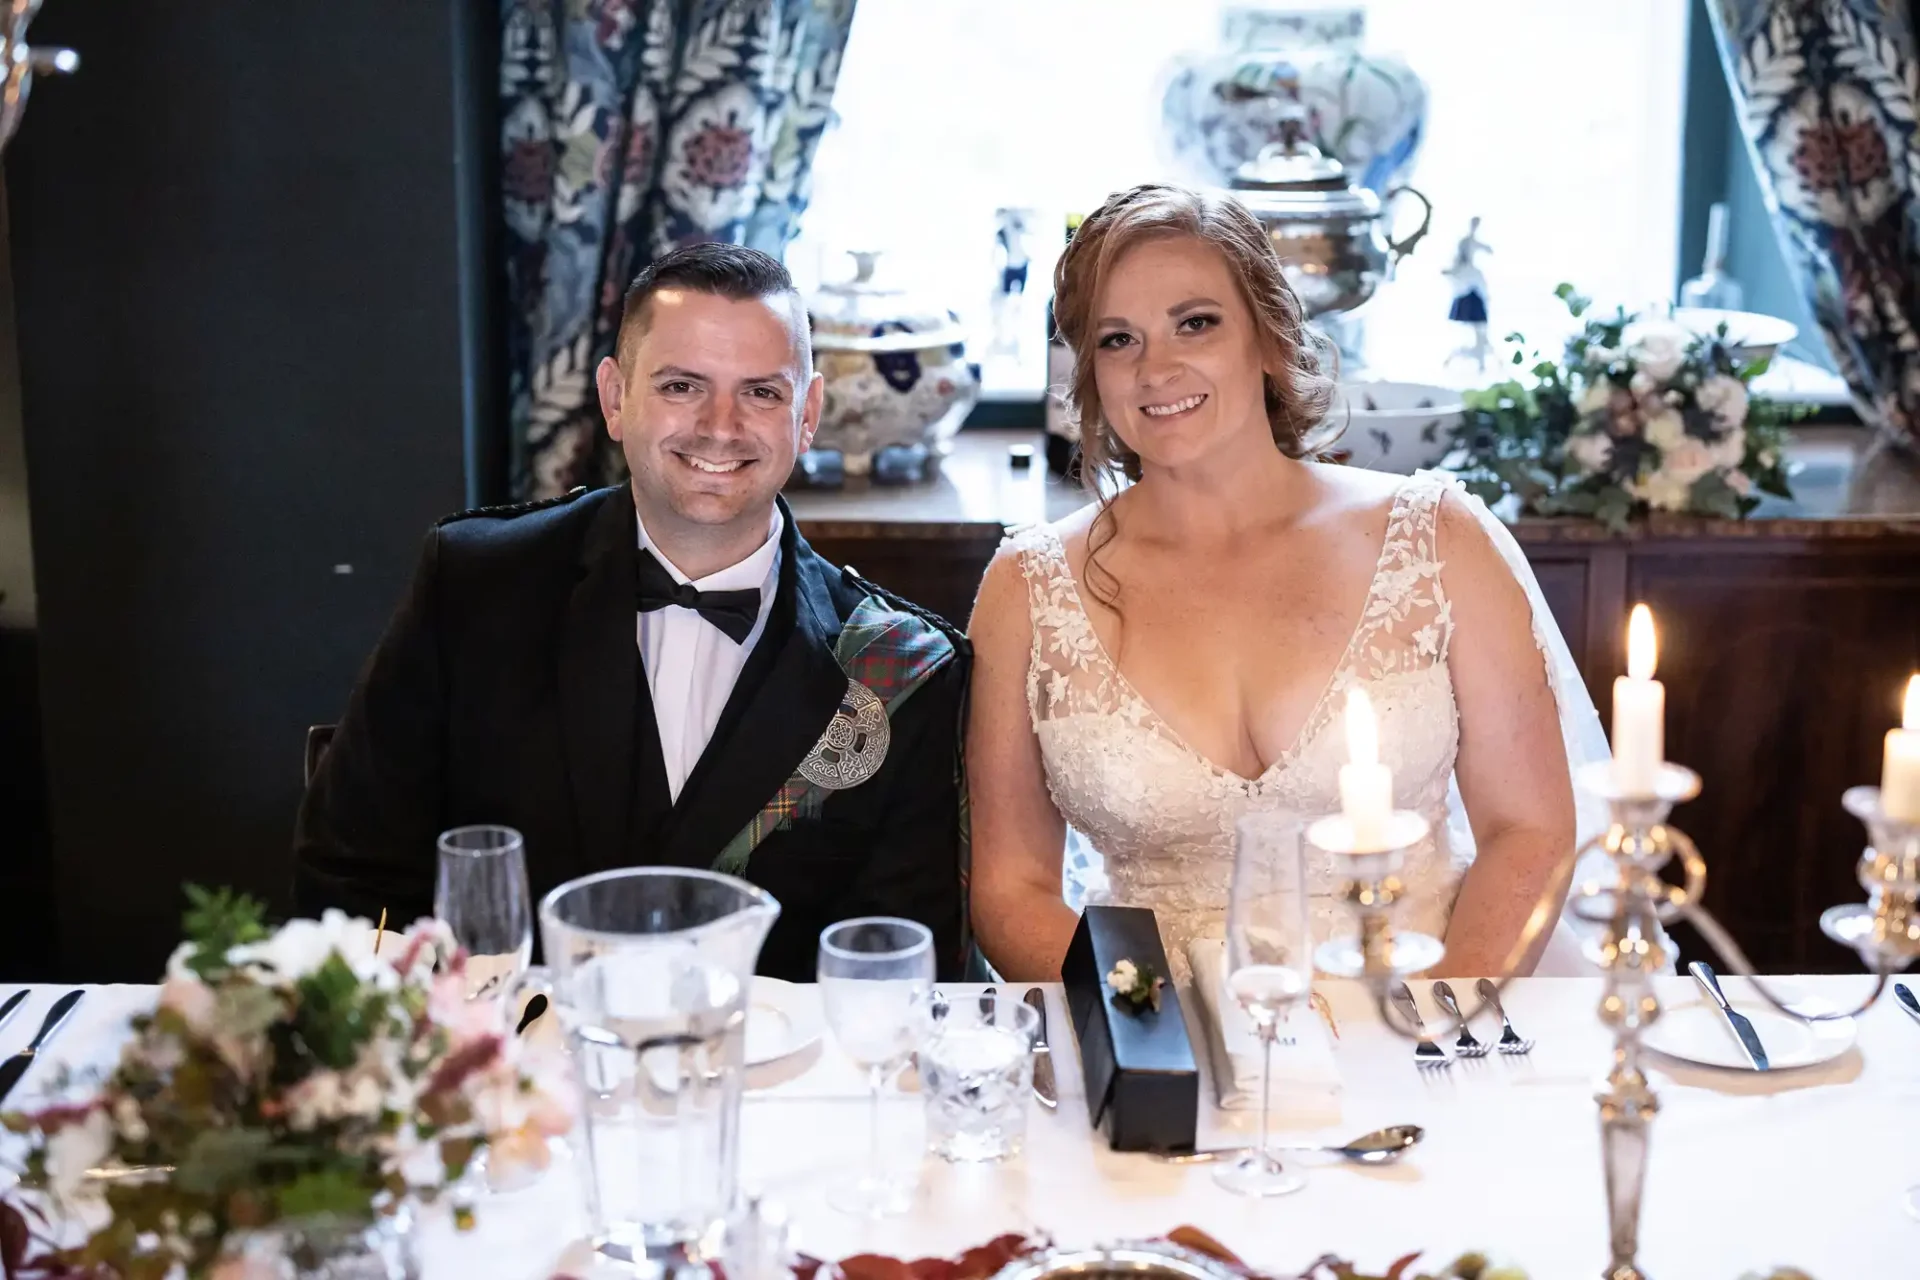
634,548,763,644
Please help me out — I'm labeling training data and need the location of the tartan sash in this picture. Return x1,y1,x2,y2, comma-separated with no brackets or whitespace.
711,595,959,876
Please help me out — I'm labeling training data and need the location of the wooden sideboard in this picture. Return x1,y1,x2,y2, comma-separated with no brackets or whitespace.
791,428,1920,973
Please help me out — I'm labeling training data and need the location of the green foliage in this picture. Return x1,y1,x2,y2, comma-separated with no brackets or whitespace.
181,885,270,979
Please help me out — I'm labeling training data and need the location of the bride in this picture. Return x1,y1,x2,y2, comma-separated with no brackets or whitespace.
967,184,1612,982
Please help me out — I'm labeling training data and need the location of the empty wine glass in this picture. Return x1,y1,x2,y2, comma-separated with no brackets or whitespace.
1217,809,1313,1197
435,825,533,1011
818,917,935,1217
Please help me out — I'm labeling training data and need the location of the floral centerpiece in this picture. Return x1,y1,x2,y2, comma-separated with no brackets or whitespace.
1446,286,1798,531
1,889,574,1279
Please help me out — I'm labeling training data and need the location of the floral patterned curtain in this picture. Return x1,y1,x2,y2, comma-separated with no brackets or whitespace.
1706,0,1918,448
501,0,858,498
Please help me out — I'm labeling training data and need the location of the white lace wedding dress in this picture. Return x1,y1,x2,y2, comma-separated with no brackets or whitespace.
1004,469,1612,978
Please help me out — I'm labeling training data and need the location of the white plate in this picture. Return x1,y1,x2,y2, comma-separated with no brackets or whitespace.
1642,997,1855,1071
745,977,823,1066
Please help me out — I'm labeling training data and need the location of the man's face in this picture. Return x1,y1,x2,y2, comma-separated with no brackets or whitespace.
595,289,822,536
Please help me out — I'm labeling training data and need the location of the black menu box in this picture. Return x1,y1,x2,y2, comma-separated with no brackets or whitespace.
1061,905,1198,1152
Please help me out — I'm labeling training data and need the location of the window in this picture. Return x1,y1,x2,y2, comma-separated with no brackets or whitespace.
793,1,1690,397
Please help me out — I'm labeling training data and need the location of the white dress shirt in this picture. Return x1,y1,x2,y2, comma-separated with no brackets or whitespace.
635,507,783,802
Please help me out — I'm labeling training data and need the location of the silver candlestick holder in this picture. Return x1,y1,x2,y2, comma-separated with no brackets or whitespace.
1315,762,1904,1280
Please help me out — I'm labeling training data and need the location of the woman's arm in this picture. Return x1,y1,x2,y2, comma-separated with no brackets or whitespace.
967,545,1081,980
1434,492,1576,977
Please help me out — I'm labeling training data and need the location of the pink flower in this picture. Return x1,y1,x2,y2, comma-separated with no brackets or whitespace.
210,1255,283,1280
158,973,217,1035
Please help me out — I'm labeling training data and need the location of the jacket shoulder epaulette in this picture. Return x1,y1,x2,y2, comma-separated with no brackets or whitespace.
435,486,590,528
839,565,970,652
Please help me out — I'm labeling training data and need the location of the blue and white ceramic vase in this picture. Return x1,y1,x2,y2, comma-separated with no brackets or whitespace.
1161,5,1428,196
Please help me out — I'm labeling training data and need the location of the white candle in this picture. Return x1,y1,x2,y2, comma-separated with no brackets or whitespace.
1883,675,1920,823
1611,604,1666,795
1339,686,1394,850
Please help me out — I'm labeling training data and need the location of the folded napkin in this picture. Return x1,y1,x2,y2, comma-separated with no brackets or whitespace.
1185,937,1341,1122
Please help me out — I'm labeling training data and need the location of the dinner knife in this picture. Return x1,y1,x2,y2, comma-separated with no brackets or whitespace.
0,989,29,1037
1895,982,1920,1027
0,990,85,1107
1022,987,1058,1110
1688,962,1768,1070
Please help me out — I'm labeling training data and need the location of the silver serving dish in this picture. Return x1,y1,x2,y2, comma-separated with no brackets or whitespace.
1226,110,1431,318
993,1242,1247,1280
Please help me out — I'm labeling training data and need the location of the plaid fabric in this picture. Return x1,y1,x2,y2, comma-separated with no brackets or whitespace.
712,596,959,876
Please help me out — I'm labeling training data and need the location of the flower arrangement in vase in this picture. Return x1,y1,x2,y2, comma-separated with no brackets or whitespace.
1446,285,1799,531
1,889,574,1279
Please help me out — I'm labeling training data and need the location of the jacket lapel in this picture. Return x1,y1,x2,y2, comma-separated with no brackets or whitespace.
658,511,847,869
558,485,640,873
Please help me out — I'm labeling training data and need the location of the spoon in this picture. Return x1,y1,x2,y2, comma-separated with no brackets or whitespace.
1153,1124,1424,1166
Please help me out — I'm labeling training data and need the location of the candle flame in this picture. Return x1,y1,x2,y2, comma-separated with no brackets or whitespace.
1626,604,1658,681
1345,686,1379,768
1904,674,1919,731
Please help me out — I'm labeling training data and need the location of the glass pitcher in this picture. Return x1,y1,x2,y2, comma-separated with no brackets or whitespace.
518,867,779,1269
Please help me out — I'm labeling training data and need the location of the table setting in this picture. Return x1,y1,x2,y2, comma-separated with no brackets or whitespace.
4,617,1920,1279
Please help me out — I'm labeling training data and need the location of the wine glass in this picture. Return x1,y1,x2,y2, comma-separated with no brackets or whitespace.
817,917,935,1217
1217,809,1313,1197
435,825,533,1011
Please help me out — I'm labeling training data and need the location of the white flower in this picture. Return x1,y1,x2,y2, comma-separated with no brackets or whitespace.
1627,321,1690,381
284,1067,386,1131
1629,370,1660,400
1106,959,1139,992
1586,345,1620,366
1568,430,1614,474
1632,470,1694,512
111,1095,149,1145
1576,377,1614,417
227,909,390,989
1708,426,1747,471
1662,438,1716,486
1644,409,1688,453
1696,374,1750,428
45,1108,113,1198
1759,446,1780,469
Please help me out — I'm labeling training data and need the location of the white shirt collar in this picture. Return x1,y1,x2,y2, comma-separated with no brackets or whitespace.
635,505,784,594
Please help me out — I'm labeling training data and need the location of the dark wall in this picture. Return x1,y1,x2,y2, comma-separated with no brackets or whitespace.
9,2,495,978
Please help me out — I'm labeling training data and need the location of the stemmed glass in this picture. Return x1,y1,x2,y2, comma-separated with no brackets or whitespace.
1217,809,1313,1197
817,917,935,1217
434,825,534,1011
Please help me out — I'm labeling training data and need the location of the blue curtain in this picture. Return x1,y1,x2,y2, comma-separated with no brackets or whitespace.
501,0,858,497
1706,0,1919,449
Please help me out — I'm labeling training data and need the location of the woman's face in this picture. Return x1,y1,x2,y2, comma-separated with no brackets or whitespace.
1090,234,1273,472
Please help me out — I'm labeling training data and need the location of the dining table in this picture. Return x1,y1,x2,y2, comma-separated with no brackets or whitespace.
1,975,1911,1279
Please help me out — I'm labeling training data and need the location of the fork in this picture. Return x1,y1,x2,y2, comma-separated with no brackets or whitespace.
1476,978,1535,1055
1390,982,1450,1067
1429,981,1489,1057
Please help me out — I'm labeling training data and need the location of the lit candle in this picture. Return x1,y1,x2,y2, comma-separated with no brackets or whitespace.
1339,687,1394,850
1884,675,1920,823
1611,604,1666,795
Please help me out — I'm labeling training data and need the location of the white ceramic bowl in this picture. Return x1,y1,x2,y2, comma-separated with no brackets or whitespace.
1672,307,1799,364
1330,380,1463,473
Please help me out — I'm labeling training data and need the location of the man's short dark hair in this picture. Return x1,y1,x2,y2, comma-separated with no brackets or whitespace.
615,242,803,366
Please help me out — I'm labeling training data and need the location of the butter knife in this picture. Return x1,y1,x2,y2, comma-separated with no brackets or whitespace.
1895,982,1920,1027
1022,987,1058,1110
1688,962,1768,1070
0,989,85,1106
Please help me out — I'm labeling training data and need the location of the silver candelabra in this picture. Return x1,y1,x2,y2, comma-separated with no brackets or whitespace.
1313,761,1912,1280
0,0,77,153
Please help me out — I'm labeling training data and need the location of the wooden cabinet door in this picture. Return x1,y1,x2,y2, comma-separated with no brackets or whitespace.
1631,538,1920,971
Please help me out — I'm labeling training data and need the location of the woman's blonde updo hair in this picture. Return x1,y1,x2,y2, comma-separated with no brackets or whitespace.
1051,183,1341,489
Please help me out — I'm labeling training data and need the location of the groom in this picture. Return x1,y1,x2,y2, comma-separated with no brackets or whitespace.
293,244,970,981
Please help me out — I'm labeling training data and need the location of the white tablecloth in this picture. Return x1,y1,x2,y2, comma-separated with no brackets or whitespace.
3,977,1912,1278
